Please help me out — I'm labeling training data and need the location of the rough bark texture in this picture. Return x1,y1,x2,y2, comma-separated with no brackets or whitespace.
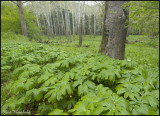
99,1,129,60
17,1,28,37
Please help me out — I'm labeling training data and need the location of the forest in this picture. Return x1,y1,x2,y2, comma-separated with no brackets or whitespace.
1,1,159,115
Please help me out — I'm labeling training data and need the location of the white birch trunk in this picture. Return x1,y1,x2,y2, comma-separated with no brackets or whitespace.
74,4,78,35
65,1,68,39
55,2,61,40
82,1,85,40
59,2,65,36
72,2,75,40
78,2,80,30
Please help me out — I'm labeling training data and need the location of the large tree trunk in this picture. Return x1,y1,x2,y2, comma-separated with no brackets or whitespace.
99,1,129,60
17,1,28,37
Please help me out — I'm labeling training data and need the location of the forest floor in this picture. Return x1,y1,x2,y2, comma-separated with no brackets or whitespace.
1,34,159,115
49,35,159,67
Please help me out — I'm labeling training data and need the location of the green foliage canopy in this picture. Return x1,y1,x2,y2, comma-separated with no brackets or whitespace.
128,1,159,38
1,1,41,41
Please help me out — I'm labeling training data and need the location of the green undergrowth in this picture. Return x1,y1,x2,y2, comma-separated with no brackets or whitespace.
1,37,159,115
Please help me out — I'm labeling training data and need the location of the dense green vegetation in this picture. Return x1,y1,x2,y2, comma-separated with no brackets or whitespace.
1,33,159,115
1,1,159,115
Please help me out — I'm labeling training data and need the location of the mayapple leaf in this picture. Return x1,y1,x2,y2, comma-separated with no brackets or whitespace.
24,90,33,104
18,71,30,79
124,92,129,99
66,84,72,95
108,73,115,82
14,83,25,94
48,109,69,115
16,97,25,105
48,93,57,103
91,73,96,80
56,92,63,101
37,71,51,83
68,109,76,113
148,110,157,115
33,87,48,101
45,89,55,99
132,104,150,115
78,84,83,96
25,78,35,90
70,102,87,114
91,106,106,115
8,102,16,110
72,80,82,88
142,95,158,107
33,90,44,101
61,60,69,68
115,71,121,78
88,103,94,110
83,84,89,95
142,69,148,79
116,87,126,95
85,80,96,89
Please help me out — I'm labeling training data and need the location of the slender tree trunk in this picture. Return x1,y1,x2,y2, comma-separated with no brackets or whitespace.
17,1,28,38
72,2,75,41
53,12,56,36
78,2,81,30
93,2,96,38
79,18,82,47
67,2,71,41
74,4,78,35
32,2,40,27
65,1,68,40
87,2,91,39
44,2,50,41
82,1,85,40
49,2,54,38
94,14,96,38
59,2,64,38
56,2,61,40
31,2,42,42
89,15,91,38
99,1,129,60
78,2,82,47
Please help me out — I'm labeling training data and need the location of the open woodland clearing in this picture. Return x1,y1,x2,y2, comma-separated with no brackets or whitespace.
1,1,159,115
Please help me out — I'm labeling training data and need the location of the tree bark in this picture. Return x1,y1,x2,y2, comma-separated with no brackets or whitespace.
17,1,28,37
59,2,65,37
79,18,82,47
65,1,69,40
99,1,129,60
82,1,85,40
55,2,61,40
78,2,81,30
72,2,75,40
78,1,82,47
